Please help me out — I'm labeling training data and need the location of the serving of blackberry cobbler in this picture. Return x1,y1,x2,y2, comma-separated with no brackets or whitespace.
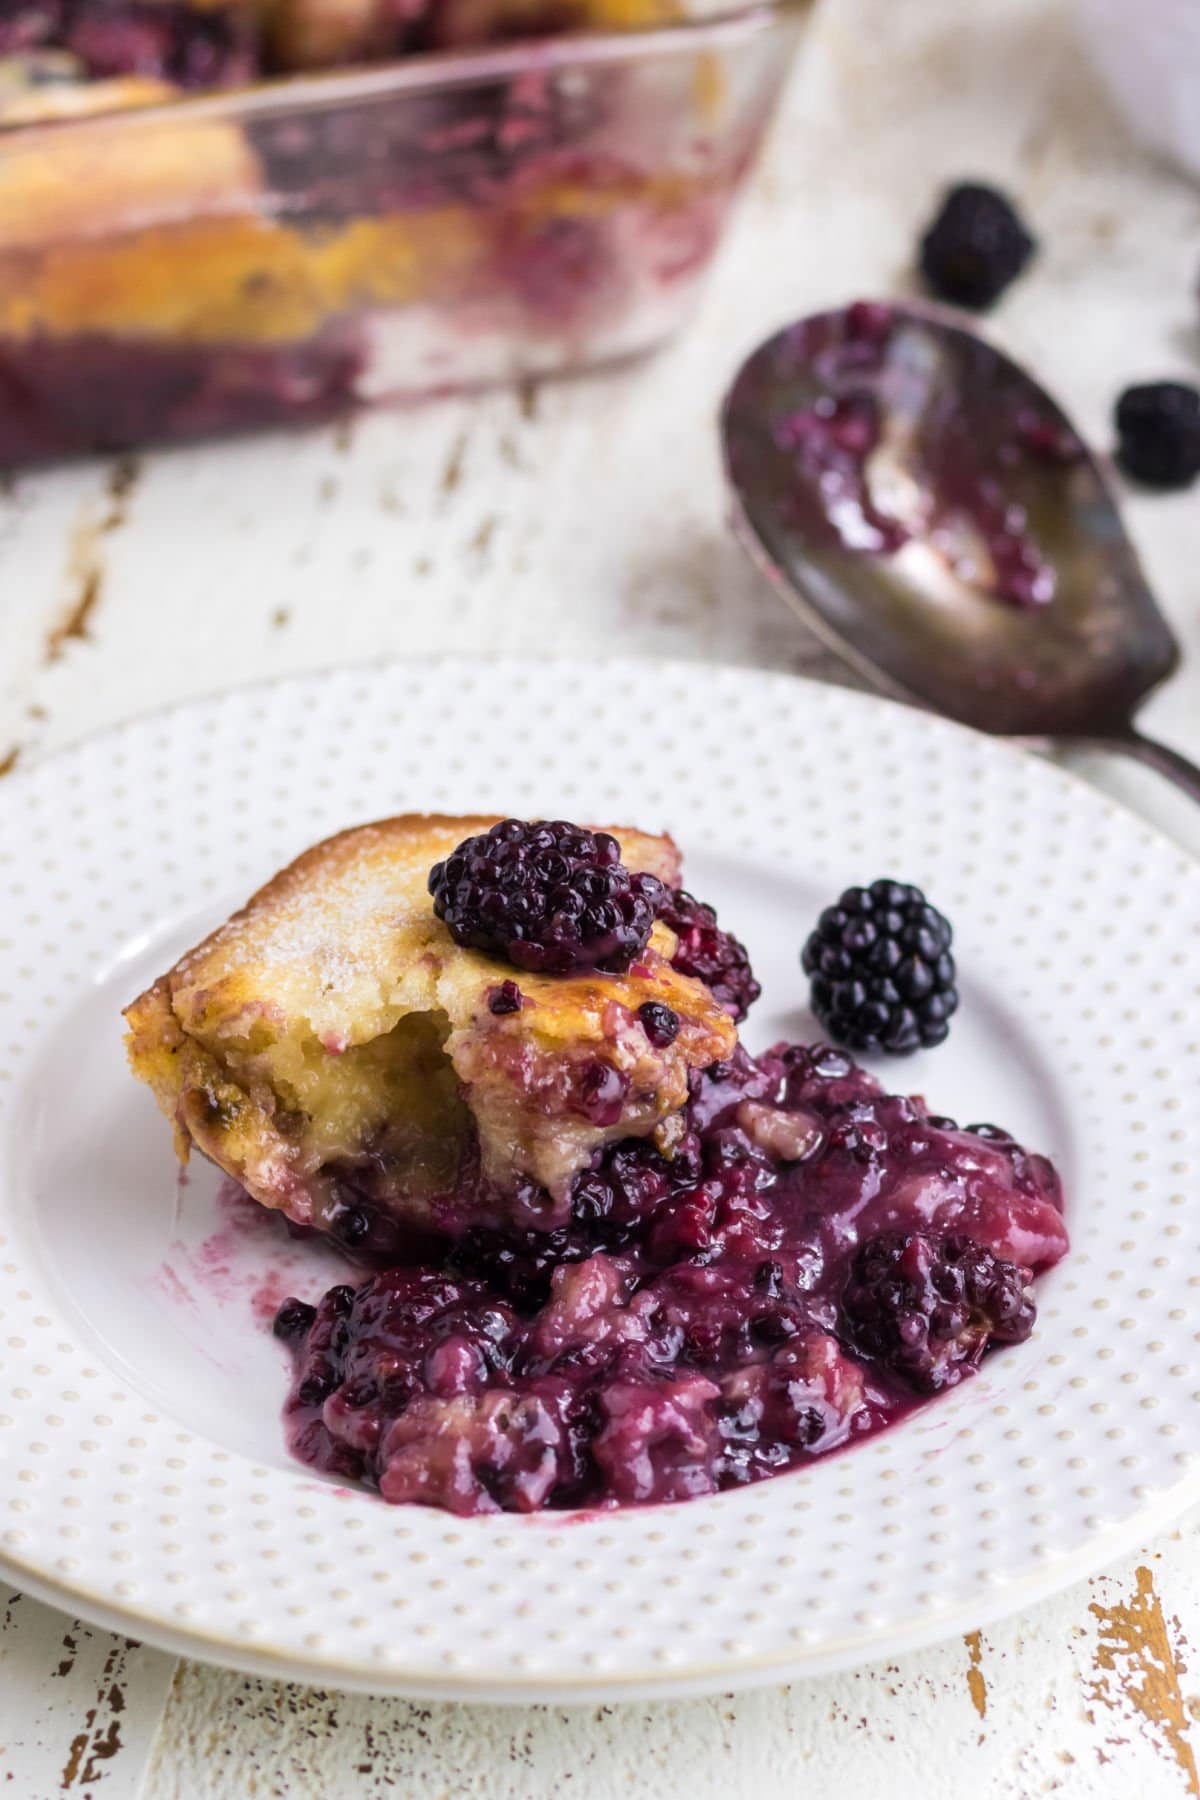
126,814,1068,1517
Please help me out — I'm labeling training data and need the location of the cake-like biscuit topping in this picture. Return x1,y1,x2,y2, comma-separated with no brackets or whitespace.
125,813,736,1244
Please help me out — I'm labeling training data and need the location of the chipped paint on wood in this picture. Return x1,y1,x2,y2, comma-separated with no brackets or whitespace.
440,429,469,497
46,567,102,662
104,455,140,522
469,515,497,557
498,432,525,471
58,1640,134,1790
1086,1565,1199,1796
1,1595,175,1798
46,456,140,663
964,1630,987,1720
55,1627,79,1681
0,744,18,777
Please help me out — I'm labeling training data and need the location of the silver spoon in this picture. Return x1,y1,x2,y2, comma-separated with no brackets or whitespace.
721,300,1200,803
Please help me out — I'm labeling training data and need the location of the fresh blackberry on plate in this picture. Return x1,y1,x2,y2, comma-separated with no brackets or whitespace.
919,182,1036,309
802,878,957,1055
429,819,664,975
656,888,760,1022
1114,382,1200,489
842,1230,1035,1393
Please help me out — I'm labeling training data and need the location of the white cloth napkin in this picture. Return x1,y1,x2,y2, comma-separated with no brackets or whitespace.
1077,0,1200,181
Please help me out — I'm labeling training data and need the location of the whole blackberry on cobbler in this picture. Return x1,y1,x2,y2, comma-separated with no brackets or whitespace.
656,888,760,1022
802,879,957,1054
638,1000,680,1047
842,1230,1035,1393
919,182,1036,309
429,819,665,975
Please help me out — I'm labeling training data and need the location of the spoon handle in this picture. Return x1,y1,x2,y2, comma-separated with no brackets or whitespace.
1093,728,1200,807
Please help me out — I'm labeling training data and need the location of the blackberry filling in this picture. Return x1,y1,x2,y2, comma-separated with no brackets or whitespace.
638,1000,680,1047
656,888,761,1022
842,1229,1035,1393
249,70,594,222
276,1039,1067,1514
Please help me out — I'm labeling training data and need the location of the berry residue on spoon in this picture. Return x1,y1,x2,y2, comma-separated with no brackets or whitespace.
766,300,1083,609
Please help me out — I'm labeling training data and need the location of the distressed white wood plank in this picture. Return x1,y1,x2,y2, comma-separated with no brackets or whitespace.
0,1590,175,1799
139,1521,1200,1799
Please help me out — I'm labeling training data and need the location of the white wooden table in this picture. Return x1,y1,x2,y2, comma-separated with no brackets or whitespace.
4,0,1200,1792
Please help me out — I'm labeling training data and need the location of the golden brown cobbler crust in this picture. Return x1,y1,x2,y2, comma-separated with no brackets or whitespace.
125,814,735,1236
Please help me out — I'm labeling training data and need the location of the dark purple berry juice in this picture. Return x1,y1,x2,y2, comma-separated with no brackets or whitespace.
275,1042,1067,1515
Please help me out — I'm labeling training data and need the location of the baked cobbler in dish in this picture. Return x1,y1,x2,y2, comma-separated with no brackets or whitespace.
127,815,1068,1514
0,0,792,464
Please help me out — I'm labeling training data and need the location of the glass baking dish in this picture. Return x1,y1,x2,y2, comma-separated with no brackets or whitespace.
0,1,808,466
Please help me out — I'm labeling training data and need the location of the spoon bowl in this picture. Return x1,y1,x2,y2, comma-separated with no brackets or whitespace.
722,301,1193,779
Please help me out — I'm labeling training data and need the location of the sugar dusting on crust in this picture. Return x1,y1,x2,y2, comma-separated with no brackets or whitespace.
144,814,688,1022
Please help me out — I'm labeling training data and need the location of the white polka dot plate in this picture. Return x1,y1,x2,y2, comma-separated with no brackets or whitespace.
1,655,1198,1701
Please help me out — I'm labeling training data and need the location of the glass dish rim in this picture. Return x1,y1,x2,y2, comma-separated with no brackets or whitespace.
0,0,809,148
